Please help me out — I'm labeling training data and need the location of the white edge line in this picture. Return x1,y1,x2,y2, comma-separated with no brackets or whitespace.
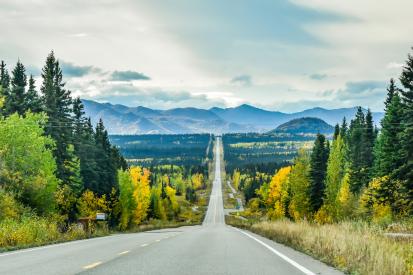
232,227,316,275
0,235,115,257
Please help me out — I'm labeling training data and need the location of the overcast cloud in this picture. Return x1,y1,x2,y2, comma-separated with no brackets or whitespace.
0,0,411,111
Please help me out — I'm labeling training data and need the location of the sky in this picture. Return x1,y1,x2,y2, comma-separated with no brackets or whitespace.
1,0,412,112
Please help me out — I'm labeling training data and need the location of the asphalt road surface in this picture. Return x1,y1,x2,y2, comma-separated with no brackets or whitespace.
0,137,342,275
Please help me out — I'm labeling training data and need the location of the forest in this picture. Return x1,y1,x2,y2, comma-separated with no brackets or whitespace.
0,53,211,250
227,50,413,274
223,132,314,174
110,134,213,166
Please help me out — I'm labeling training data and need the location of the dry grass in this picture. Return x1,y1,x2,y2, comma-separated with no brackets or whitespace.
226,216,413,275
0,216,88,252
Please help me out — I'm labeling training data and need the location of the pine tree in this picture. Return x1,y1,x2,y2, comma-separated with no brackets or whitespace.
309,134,329,212
397,48,413,212
26,75,42,113
6,60,27,115
41,51,74,186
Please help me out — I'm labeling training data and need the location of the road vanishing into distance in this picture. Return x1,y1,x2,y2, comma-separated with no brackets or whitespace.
0,138,342,275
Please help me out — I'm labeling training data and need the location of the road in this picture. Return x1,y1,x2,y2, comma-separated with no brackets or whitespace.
0,137,342,275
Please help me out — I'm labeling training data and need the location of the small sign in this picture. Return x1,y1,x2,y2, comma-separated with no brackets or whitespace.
96,213,106,221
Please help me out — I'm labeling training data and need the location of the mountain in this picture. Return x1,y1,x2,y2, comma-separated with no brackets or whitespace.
82,99,384,134
82,100,251,134
269,117,334,135
210,105,384,131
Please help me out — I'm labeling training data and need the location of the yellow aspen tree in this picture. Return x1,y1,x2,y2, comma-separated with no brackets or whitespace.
130,167,151,225
191,173,204,190
266,166,291,219
165,186,179,213
232,169,241,190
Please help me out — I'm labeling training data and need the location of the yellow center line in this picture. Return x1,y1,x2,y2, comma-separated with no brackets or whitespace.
83,261,102,269
118,250,129,255
155,239,161,242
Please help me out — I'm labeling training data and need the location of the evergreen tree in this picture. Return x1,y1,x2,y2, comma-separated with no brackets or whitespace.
94,119,117,195
333,124,340,140
363,109,375,177
6,60,27,115
26,75,42,113
340,117,348,139
385,78,397,108
309,134,329,212
40,51,74,186
374,81,403,179
397,49,413,212
348,107,367,193
0,61,10,91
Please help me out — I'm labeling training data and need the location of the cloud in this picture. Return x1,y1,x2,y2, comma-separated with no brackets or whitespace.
309,73,327,80
110,70,150,81
60,61,99,77
230,75,252,87
386,62,404,69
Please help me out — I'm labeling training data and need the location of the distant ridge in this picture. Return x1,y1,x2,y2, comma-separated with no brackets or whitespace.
82,99,384,134
269,117,334,135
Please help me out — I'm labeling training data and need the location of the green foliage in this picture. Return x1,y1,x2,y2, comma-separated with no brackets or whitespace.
322,135,346,221
0,113,58,215
288,150,312,220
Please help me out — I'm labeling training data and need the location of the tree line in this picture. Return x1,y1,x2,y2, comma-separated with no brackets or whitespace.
242,48,413,223
0,52,211,234
0,52,126,225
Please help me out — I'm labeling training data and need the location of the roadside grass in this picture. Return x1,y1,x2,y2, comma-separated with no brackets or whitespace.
0,216,89,252
226,216,413,275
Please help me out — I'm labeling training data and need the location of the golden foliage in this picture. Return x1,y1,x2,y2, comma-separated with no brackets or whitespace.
191,173,204,190
130,167,151,225
266,166,291,219
77,190,108,218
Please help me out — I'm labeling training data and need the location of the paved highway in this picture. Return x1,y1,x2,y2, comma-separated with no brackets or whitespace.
0,137,342,275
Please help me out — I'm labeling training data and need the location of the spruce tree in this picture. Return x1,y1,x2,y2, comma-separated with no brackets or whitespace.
0,61,10,116
348,107,366,193
340,117,348,139
374,81,403,178
363,109,375,178
333,124,340,140
7,60,27,115
26,75,42,113
309,134,329,212
95,119,117,195
397,49,413,212
40,51,74,186
0,61,10,91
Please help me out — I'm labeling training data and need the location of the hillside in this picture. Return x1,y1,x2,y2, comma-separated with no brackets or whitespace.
269,117,334,134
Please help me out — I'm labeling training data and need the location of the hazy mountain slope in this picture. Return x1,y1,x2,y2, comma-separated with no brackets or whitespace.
82,100,250,134
269,117,334,134
82,99,384,134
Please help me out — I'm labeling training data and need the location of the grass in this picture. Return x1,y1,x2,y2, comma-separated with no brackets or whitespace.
0,216,90,252
226,216,413,275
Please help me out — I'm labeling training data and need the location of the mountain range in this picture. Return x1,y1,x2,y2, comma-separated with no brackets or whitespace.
82,99,384,135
